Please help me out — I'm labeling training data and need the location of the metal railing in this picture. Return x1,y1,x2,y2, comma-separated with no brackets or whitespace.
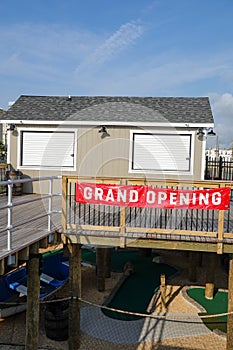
0,176,62,252
205,156,233,180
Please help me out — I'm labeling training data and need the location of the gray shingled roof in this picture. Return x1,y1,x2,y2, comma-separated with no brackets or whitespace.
3,95,214,124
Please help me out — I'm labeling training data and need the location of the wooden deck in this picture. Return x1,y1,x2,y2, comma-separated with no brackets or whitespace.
62,176,233,254
0,193,62,261
1,175,233,268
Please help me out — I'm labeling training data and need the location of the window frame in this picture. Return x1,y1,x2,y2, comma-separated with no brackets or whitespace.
18,127,77,171
129,129,194,175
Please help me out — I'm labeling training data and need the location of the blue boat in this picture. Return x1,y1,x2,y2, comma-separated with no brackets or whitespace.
0,250,69,318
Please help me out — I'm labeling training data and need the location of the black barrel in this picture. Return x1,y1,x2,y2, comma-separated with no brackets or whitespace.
44,300,69,341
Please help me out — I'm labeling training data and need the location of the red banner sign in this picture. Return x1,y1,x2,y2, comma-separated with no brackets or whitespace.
75,182,230,210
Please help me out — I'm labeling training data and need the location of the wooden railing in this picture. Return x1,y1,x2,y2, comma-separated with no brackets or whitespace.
62,176,233,254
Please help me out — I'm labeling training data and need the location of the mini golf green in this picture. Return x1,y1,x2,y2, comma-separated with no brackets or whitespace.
81,248,177,320
100,250,176,321
187,287,228,333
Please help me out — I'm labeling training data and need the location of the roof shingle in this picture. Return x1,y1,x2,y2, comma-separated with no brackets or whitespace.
3,95,214,124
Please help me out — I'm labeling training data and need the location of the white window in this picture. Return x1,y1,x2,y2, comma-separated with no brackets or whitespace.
130,132,192,173
20,130,76,168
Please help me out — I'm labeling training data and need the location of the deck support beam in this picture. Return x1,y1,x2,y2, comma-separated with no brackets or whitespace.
25,242,40,350
68,242,81,350
205,252,216,300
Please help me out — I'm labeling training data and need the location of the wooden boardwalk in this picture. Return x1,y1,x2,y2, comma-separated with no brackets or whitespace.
62,176,233,253
1,174,233,263
0,193,62,261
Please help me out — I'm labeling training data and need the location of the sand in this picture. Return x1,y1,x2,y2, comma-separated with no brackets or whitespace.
0,249,228,349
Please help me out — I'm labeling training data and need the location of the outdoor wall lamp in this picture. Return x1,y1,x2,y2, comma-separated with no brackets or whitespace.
7,124,16,131
207,128,216,136
98,126,110,138
197,127,216,137
197,128,205,136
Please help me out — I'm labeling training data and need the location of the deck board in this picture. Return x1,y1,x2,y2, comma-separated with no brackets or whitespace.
0,194,62,260
1,190,233,260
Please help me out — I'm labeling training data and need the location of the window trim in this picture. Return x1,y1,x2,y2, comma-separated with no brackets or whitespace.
17,127,77,171
129,129,194,175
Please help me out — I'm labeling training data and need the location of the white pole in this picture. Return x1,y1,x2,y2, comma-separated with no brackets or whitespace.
7,182,13,250
48,178,53,232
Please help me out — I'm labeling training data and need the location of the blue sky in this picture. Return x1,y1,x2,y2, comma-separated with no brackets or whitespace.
1,0,233,148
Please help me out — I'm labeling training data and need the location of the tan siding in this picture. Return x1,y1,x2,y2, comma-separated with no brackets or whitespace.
193,132,204,180
9,124,205,194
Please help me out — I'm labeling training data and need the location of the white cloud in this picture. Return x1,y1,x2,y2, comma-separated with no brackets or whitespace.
0,21,144,107
75,21,143,73
209,93,233,149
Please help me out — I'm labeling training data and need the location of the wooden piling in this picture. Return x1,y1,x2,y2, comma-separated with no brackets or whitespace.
227,255,233,350
39,236,48,249
18,247,29,261
197,252,203,267
188,252,197,282
160,274,166,311
96,247,106,291
0,259,4,275
105,248,112,278
205,252,216,300
25,242,40,350
68,243,81,350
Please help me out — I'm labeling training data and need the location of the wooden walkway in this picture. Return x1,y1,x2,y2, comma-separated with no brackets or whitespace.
62,176,233,253
1,175,233,263
0,193,62,261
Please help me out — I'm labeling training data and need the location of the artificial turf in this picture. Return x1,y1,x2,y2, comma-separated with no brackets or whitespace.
98,250,177,321
47,248,177,321
187,287,228,333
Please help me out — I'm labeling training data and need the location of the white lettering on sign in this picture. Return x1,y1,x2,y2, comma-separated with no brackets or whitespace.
212,192,221,205
158,192,167,204
83,187,92,200
95,187,103,200
129,190,138,202
76,183,230,210
146,190,155,204
117,189,127,202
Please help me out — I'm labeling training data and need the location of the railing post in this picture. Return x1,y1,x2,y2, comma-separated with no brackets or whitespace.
219,156,223,180
48,177,53,232
62,176,67,233
217,184,225,254
7,182,13,251
205,155,209,179
119,179,126,248
217,210,225,254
